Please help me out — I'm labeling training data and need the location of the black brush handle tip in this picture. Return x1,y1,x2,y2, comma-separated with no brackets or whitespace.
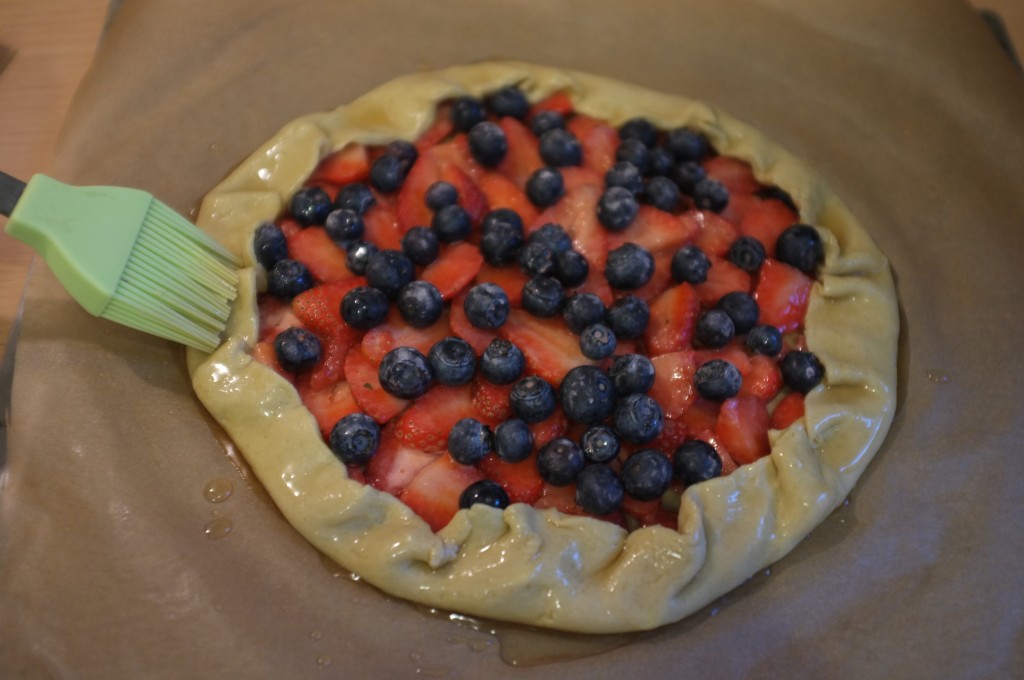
0,171,26,218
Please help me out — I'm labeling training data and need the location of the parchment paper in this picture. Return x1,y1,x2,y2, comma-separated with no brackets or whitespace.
2,0,1023,678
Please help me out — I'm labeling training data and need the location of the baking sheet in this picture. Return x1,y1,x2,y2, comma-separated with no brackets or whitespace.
2,0,1023,677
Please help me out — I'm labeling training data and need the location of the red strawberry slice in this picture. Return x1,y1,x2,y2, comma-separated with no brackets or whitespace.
498,310,595,387
534,482,626,526
291,277,366,338
344,348,409,423
419,241,484,300
754,258,813,332
715,395,771,465
252,340,291,379
567,115,618,175
558,166,604,192
365,426,438,495
286,227,354,283
399,454,484,532
259,295,303,342
476,172,539,225
528,407,569,447
679,399,721,437
295,378,361,438
440,162,489,225
621,494,661,522
479,453,544,504
740,354,783,402
770,392,805,430
694,340,753,378
308,330,357,391
362,198,403,250
473,263,530,307
647,417,689,454
703,156,762,194
392,384,478,453
415,107,455,152
360,308,451,364
607,205,699,256
529,91,574,116
691,210,741,258
308,144,370,186
619,251,673,302
738,198,798,257
496,116,543,189
471,378,514,425
695,257,752,307
720,192,759,226
691,428,739,477
397,143,488,232
649,351,698,419
448,290,499,354
532,183,607,273
644,283,700,356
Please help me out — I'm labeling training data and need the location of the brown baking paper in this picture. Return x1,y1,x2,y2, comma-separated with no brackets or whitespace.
2,0,1023,677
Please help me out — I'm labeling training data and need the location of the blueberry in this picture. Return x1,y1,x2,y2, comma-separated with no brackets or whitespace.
522,276,564,318
671,245,711,284
468,121,508,167
780,350,824,394
621,450,673,501
562,292,606,335
464,283,511,329
665,127,709,162
324,208,364,248
346,241,378,276
401,226,440,266
673,439,722,485
369,154,406,193
459,479,510,510
396,280,444,328
267,259,314,300
776,224,824,276
694,359,743,401
608,354,656,396
253,222,288,270
536,437,585,486
518,241,558,277
728,236,767,272
597,186,639,231
526,167,566,207
273,327,321,373
643,176,682,212
425,181,458,211
530,109,565,137
378,346,433,399
431,204,472,243
528,223,572,252
575,465,625,515
365,249,415,299
509,376,556,423
646,147,675,177
428,336,476,386
560,365,617,425
618,117,659,147
329,413,381,465
579,323,617,360
494,418,534,462
581,425,621,464
754,185,799,213
695,309,736,348
605,243,655,290
479,222,524,267
716,291,760,334
480,338,525,384
605,161,644,194
615,139,649,173
745,324,784,356
334,183,376,214
605,295,650,340
451,96,486,132
341,286,389,330
290,186,332,226
554,249,590,287
482,207,524,235
538,129,582,167
485,85,529,119
614,394,664,444
693,178,730,213
384,140,419,173
448,418,493,465
671,161,707,194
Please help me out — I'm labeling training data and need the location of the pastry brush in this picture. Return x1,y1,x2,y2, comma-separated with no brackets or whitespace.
1,170,240,352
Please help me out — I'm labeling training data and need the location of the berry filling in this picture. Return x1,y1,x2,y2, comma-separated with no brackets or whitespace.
252,87,825,532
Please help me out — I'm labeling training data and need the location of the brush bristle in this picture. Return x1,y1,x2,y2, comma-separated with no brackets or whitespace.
102,201,241,352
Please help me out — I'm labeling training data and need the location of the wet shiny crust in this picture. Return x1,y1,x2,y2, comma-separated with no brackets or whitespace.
187,61,898,633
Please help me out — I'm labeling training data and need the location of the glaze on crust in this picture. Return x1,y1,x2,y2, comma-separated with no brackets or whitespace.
187,61,898,633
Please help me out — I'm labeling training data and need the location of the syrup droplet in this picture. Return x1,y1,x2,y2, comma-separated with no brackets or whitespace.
203,517,233,540
203,478,234,503
926,370,950,384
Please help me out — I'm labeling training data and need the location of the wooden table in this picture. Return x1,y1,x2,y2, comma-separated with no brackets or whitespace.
0,0,1020,361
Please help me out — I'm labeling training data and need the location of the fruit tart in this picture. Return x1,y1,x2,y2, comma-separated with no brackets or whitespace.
188,61,898,633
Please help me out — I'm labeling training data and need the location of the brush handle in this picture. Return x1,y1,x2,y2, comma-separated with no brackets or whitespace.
0,170,26,217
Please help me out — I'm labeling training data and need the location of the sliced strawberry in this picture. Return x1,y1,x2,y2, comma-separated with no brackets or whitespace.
647,417,689,453
498,310,594,387
496,116,543,188
440,162,489,224
691,428,739,477
308,144,370,186
295,378,360,438
567,115,618,175
533,482,579,514
715,395,771,465
252,340,291,379
365,427,438,495
529,91,574,116
532,183,607,273
558,166,604,192
397,143,488,232
607,206,699,256
291,277,366,337
471,378,514,425
679,399,721,437
720,192,758,226
473,263,531,307
621,251,673,302
476,172,539,225
399,454,483,532
694,340,753,378
770,392,805,430
415,107,455,152
307,331,356,391
286,227,353,283
738,198,798,257
528,407,569,447
448,290,499,354
754,258,813,332
392,384,478,453
620,495,661,522
691,210,741,258
344,348,409,423
258,295,303,342
419,241,484,300
479,453,544,504
740,354,783,402
703,155,762,194
644,283,700,355
362,198,403,250
649,351,698,419
695,257,752,307
360,308,451,364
